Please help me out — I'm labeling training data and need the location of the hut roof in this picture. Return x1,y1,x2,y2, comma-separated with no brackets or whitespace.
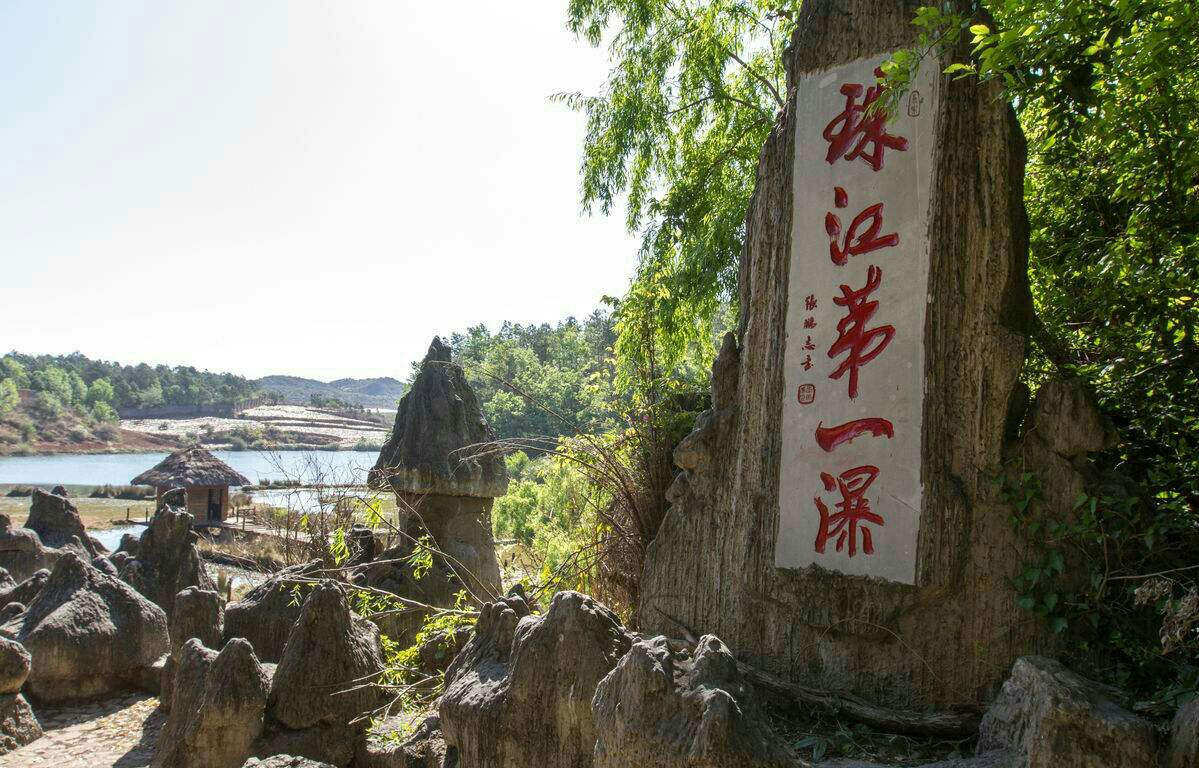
131,446,250,487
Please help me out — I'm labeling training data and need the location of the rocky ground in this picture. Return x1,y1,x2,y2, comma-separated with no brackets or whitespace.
0,694,162,767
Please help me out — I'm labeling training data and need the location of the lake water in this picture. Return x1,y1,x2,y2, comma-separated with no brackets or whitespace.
0,449,378,487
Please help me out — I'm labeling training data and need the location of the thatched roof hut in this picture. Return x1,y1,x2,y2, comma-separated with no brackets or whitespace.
132,446,249,524
132,446,250,487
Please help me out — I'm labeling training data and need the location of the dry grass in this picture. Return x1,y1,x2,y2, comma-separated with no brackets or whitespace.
0,495,154,530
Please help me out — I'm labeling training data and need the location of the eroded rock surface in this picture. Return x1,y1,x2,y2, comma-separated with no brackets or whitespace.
0,637,30,695
266,581,384,765
593,634,795,768
367,338,507,611
371,337,508,499
118,507,215,615
0,515,55,583
440,590,631,768
0,569,47,611
156,638,271,768
5,552,168,702
0,692,41,755
24,489,96,557
161,586,226,710
225,560,324,663
976,656,1157,767
171,586,225,652
1168,698,1199,768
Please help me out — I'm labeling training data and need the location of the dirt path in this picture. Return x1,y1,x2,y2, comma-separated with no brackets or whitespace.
0,694,162,767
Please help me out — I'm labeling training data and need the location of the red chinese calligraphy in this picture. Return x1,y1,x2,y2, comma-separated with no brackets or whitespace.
822,67,909,172
815,418,894,452
814,465,884,556
804,317,817,329
802,355,813,371
805,294,818,311
797,383,816,405
825,187,899,266
828,265,894,398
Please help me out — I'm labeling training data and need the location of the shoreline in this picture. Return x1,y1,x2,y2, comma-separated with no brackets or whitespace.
0,443,381,459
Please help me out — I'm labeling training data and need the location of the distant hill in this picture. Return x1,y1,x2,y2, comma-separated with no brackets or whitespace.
256,375,405,408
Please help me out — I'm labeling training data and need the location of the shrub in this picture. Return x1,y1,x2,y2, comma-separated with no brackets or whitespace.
95,422,120,441
89,484,153,500
90,401,118,422
33,392,64,419
0,379,17,416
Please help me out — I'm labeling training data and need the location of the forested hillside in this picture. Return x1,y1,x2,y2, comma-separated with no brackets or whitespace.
0,351,259,454
445,310,620,441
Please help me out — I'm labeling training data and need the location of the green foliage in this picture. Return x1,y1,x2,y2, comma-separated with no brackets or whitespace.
86,377,116,407
446,311,621,442
0,358,28,388
997,463,1199,712
562,0,796,369
890,0,1199,566
0,379,17,416
90,401,118,423
308,393,351,409
493,452,600,585
30,365,76,406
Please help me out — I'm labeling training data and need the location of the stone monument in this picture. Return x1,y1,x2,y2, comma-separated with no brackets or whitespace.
639,0,1110,708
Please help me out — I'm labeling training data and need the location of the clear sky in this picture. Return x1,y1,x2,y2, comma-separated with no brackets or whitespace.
0,2,639,380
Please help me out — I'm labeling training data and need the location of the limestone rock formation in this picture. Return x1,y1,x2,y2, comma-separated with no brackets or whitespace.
161,586,226,710
5,552,169,702
171,586,225,651
0,636,30,695
636,0,1114,708
24,489,96,556
224,560,324,663
117,533,141,557
0,604,22,626
976,656,1157,767
0,570,13,594
0,569,45,609
266,581,384,764
440,590,632,768
592,634,796,768
371,337,508,499
0,514,55,582
1168,698,1199,768
346,523,381,567
368,337,507,611
157,639,217,754
156,638,271,768
118,507,215,615
0,692,42,755
92,555,119,576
